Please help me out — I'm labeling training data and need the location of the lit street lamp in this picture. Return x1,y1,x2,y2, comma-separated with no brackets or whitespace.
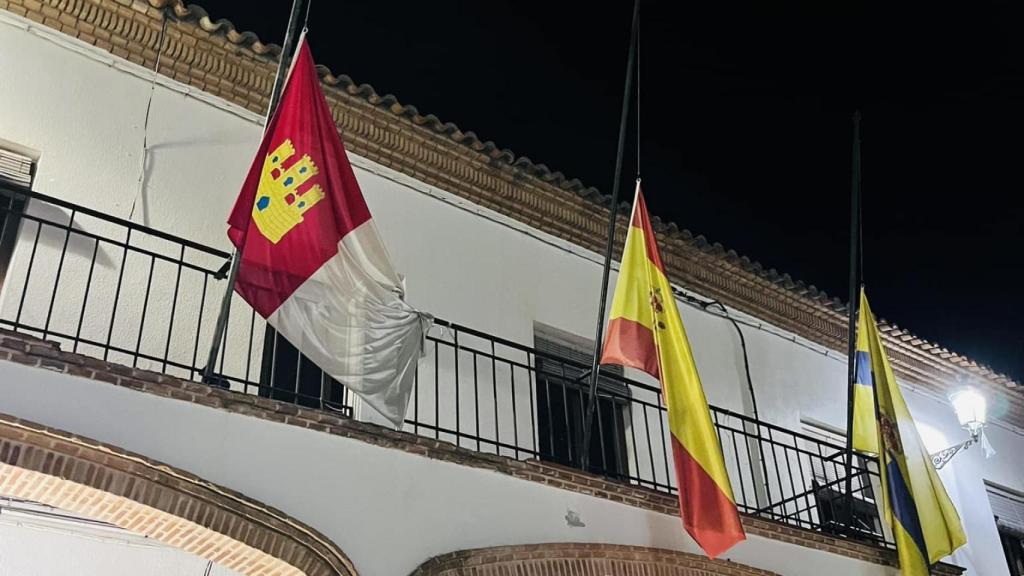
931,387,992,470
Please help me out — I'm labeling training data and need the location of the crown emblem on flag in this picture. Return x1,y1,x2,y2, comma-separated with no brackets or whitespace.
252,139,325,244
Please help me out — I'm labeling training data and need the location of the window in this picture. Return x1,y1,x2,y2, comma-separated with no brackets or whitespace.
534,325,630,478
988,482,1024,576
801,420,883,540
258,326,349,414
0,147,33,290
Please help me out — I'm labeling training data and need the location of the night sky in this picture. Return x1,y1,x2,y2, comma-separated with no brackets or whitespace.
197,0,1023,382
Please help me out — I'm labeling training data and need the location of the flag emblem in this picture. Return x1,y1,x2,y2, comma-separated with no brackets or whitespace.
252,139,326,244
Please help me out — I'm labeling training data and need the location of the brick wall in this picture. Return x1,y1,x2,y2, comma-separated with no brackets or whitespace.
0,329,963,575
0,0,1016,422
410,543,781,576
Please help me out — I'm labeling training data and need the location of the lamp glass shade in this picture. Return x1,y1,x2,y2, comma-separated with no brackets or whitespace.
950,388,986,434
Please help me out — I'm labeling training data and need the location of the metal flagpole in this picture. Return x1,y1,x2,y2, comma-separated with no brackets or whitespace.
580,0,641,471
202,0,309,384
842,111,862,531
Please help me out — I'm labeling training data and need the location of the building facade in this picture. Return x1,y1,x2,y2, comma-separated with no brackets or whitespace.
0,1,1022,575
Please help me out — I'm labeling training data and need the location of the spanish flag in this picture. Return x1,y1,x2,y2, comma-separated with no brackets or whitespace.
601,184,745,558
860,291,966,575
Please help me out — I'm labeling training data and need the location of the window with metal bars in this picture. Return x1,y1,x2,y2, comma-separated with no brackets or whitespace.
0,147,33,291
989,482,1024,576
533,324,630,478
258,326,349,414
801,420,883,539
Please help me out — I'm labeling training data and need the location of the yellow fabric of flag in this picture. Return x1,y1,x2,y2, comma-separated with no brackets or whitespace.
600,183,744,558
853,290,879,454
861,290,966,575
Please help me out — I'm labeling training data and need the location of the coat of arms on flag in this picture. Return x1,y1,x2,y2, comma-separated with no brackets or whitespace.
227,36,431,428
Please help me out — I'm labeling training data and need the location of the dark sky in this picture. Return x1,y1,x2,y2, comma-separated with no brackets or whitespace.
198,0,1024,382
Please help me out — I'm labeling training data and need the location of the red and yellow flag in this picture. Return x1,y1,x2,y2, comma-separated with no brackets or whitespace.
601,184,745,558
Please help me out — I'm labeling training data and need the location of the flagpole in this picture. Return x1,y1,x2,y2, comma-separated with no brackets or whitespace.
202,0,309,383
842,111,862,531
580,0,640,471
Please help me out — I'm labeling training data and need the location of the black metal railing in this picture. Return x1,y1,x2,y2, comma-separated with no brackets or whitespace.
0,185,349,414
0,186,889,547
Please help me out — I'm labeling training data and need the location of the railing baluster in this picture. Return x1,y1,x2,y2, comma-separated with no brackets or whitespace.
473,351,480,451
161,244,185,372
657,399,671,489
413,355,419,435
730,427,748,510
42,209,75,340
626,400,640,486
14,219,42,330
72,238,100,353
189,273,209,380
218,297,231,376
609,397,623,478
103,228,132,361
490,340,499,455
594,391,608,474
454,329,461,448
542,374,555,461
639,404,654,489
559,364,574,465
510,359,519,459
793,435,810,525
527,351,537,456
132,255,156,367
245,307,256,388
434,339,440,440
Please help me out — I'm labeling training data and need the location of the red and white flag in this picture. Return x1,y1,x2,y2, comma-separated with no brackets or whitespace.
227,37,430,427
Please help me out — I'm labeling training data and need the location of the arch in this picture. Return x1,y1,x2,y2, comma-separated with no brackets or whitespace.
411,543,782,576
0,413,357,576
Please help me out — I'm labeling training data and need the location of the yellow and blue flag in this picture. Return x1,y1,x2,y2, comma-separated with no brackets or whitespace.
852,290,879,454
859,291,966,575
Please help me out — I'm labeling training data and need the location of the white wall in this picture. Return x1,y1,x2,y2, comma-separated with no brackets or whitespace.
0,360,895,576
0,513,237,576
1,10,1022,575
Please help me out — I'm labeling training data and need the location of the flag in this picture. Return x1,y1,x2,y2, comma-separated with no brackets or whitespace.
852,290,879,454
860,291,966,574
227,36,430,428
601,183,745,558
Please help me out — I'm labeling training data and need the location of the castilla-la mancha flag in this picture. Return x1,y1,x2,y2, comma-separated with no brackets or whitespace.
227,37,430,428
600,184,745,558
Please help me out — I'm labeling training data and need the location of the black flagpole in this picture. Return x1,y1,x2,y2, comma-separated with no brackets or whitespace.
203,0,309,384
842,111,862,530
580,0,641,471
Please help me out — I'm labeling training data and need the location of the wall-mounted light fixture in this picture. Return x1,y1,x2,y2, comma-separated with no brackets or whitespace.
931,387,992,470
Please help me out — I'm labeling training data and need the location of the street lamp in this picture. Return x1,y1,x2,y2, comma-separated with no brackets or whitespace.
932,387,991,470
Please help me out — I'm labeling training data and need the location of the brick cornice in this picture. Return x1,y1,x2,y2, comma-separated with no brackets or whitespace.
1,0,1019,428
411,543,781,576
0,412,357,575
0,330,964,575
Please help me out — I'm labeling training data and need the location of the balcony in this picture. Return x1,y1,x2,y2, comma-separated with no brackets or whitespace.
0,185,890,550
